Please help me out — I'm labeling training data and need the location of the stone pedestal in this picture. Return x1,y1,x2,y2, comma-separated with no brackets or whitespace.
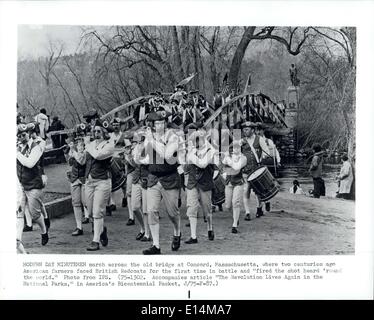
285,86,299,129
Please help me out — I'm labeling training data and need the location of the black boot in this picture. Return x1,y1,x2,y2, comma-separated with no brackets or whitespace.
171,233,181,251
41,232,49,246
100,226,108,247
82,217,90,224
256,207,264,218
208,230,215,241
105,206,112,216
23,225,33,232
87,241,100,251
265,202,271,212
44,217,51,231
143,245,161,255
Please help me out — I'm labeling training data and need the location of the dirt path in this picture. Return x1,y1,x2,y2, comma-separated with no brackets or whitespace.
22,189,355,255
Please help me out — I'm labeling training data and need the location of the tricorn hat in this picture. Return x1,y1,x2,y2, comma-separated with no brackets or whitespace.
83,109,99,121
93,119,113,132
240,121,258,128
75,123,87,134
255,122,266,130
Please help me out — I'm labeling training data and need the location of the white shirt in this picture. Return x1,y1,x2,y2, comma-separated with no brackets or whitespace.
264,137,281,164
33,136,46,152
86,139,115,160
68,144,86,165
109,132,122,145
17,139,43,169
139,105,146,121
187,141,217,169
35,113,49,139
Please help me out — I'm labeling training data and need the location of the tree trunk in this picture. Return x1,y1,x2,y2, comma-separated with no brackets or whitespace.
198,40,206,96
191,27,200,90
345,27,356,166
228,27,256,89
181,26,191,77
208,27,220,96
171,26,184,81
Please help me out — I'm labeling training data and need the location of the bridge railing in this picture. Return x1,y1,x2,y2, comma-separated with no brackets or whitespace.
204,92,287,130
48,91,288,138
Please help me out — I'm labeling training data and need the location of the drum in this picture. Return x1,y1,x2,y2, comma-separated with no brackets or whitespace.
212,174,225,206
110,157,126,192
247,166,279,202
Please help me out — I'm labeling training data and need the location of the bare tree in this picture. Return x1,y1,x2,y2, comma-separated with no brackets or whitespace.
227,27,311,89
63,57,90,111
170,26,185,81
40,43,65,112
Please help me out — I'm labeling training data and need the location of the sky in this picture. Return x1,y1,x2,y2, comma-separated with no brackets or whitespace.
17,24,279,61
18,25,84,59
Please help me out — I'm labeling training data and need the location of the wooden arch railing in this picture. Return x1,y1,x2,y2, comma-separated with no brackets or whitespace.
204,92,288,135
49,92,288,137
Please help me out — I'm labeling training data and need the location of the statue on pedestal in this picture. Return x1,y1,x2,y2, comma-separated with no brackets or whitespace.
289,64,300,87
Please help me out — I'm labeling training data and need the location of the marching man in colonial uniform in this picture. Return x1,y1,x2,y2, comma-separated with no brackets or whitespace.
122,134,136,225
184,128,218,244
136,111,182,255
255,123,281,212
23,122,50,232
106,117,125,215
29,122,50,231
64,123,87,236
240,122,270,220
131,131,151,242
222,139,247,233
123,133,148,237
85,119,114,251
16,123,49,252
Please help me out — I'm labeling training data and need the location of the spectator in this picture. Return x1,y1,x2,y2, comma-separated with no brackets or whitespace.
17,113,25,124
309,143,325,198
336,154,354,199
34,108,49,140
289,180,306,195
133,98,150,125
213,88,224,111
49,116,66,148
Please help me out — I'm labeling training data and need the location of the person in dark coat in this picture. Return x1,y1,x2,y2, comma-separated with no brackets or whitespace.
309,143,326,198
49,116,66,148
133,98,150,125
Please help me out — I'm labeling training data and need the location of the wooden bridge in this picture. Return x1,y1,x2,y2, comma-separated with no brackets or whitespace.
46,91,295,162
99,91,290,134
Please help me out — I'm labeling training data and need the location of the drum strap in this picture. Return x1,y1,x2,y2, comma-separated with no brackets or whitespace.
248,141,260,165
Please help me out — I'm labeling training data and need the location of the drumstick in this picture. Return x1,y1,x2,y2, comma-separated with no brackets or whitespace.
273,148,277,177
